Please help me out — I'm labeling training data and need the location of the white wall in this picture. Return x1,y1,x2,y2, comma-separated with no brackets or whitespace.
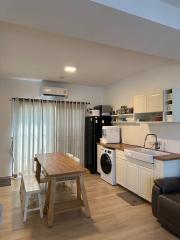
103,61,180,153
2,58,180,177
0,78,103,177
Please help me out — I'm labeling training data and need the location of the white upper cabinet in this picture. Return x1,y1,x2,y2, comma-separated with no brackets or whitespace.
147,91,163,113
133,91,163,114
133,94,147,113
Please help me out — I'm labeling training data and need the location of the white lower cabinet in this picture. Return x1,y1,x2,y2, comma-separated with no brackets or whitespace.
126,161,139,194
116,150,180,202
116,150,155,202
116,157,126,187
138,166,154,202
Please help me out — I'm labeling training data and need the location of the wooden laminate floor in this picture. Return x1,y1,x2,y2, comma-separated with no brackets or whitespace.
0,174,178,240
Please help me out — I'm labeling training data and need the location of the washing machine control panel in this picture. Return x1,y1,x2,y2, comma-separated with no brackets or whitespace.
105,149,112,154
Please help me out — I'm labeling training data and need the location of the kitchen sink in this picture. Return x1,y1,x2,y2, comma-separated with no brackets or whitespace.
124,147,170,164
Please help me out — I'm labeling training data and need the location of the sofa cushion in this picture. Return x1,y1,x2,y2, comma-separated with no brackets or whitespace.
154,177,180,194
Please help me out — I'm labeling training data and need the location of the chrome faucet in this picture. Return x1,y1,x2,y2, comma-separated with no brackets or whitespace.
143,134,160,150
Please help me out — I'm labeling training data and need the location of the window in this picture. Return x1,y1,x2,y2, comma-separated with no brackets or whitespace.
11,98,88,175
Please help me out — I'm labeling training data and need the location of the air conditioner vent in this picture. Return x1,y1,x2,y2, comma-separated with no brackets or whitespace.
41,86,68,97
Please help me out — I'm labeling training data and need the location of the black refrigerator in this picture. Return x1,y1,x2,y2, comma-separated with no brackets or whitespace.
85,116,111,174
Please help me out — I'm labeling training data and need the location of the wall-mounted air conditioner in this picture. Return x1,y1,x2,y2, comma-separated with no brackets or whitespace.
41,86,68,97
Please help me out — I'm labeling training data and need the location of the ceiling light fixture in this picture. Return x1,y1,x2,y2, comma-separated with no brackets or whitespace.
64,66,77,73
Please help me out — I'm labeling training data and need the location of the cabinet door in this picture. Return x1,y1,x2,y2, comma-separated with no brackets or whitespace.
147,91,163,113
139,166,154,202
116,158,126,187
133,95,147,113
126,161,139,194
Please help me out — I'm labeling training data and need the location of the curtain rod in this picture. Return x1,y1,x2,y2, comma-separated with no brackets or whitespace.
11,97,90,104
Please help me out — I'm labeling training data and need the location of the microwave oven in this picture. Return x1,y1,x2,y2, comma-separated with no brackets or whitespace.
100,126,121,144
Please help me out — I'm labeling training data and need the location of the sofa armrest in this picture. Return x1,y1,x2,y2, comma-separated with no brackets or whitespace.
154,177,180,194
152,184,161,217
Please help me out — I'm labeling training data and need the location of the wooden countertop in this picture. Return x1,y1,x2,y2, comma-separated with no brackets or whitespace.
98,143,139,151
154,153,180,161
97,143,180,161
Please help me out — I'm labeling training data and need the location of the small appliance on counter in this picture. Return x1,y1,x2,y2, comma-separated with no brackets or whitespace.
100,126,121,144
87,109,100,116
94,105,112,116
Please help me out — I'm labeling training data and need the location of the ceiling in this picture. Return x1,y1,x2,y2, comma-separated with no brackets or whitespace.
0,22,170,86
92,0,180,30
0,0,180,61
0,0,180,85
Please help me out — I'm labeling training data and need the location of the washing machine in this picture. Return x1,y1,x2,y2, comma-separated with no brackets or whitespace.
100,148,116,185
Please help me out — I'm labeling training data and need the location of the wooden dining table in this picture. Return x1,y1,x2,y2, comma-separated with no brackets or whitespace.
34,153,91,227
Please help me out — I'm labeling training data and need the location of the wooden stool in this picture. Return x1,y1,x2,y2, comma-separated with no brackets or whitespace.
66,153,74,158
21,175,43,222
71,157,81,193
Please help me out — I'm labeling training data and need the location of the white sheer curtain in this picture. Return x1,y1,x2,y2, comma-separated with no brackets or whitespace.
12,98,88,175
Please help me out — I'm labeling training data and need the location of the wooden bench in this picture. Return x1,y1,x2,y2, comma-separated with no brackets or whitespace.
20,174,43,222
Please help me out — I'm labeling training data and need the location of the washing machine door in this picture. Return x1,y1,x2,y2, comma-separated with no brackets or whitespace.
100,153,112,174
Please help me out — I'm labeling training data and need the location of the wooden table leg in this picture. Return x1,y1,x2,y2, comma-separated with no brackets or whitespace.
44,178,50,215
79,174,91,217
47,177,56,227
76,176,81,200
35,160,41,183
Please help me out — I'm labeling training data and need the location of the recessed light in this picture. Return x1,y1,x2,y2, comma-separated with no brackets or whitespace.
64,66,77,73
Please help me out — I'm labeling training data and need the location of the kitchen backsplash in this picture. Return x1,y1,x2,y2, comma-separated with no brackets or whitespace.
120,123,180,153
